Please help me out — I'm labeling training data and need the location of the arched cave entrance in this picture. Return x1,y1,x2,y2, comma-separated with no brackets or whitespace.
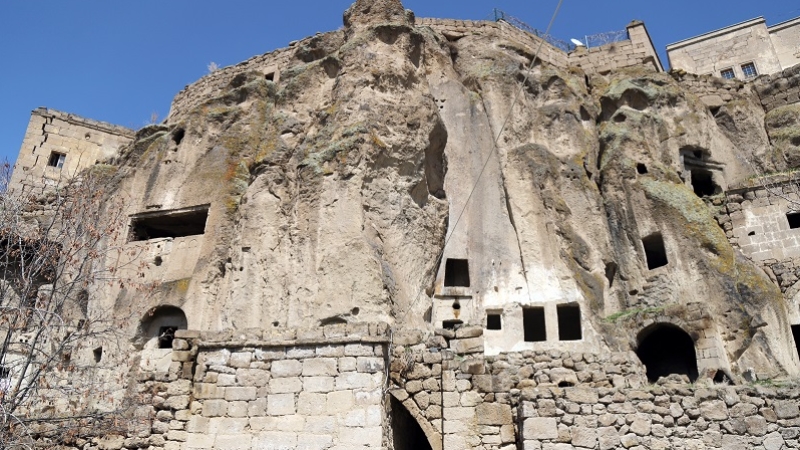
636,323,698,383
140,305,187,349
390,396,433,450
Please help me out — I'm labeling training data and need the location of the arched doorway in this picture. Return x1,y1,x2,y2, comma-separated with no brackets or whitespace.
636,323,698,382
390,396,433,450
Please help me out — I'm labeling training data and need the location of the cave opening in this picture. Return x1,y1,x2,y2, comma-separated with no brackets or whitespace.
642,233,668,270
691,168,718,197
390,396,433,450
636,323,698,382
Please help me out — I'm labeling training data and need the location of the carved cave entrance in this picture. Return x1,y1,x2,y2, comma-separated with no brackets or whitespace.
636,323,698,382
390,396,433,450
141,305,188,349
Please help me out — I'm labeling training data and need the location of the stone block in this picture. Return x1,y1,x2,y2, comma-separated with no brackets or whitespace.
336,372,375,390
303,376,335,393
229,352,253,368
571,426,597,448
357,357,385,373
227,401,249,417
225,387,257,401
215,434,253,450
774,400,800,419
326,390,355,414
271,360,302,378
268,393,296,416
303,358,338,376
450,337,484,354
524,417,558,440
270,377,303,394
297,392,327,415
477,403,512,425
338,426,383,446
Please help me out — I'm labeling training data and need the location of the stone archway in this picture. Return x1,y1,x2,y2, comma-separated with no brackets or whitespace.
636,323,698,382
388,390,441,450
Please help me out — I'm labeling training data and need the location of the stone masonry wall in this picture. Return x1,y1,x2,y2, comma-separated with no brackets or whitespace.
520,383,800,450
568,22,662,74
754,64,800,112
416,18,569,69
127,324,391,450
9,107,133,193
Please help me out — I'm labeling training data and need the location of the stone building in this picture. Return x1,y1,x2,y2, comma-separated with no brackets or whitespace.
667,15,800,79
7,1,800,449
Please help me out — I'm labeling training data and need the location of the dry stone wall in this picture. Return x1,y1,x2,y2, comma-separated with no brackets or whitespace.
754,64,800,112
520,384,800,450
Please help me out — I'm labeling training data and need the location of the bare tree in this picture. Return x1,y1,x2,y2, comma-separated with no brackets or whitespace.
0,162,149,449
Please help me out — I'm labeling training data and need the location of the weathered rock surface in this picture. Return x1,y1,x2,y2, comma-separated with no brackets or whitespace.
95,0,798,381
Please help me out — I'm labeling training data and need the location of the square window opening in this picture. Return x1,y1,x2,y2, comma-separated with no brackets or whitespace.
788,213,800,230
523,307,546,342
643,233,668,270
47,152,66,169
129,205,210,242
442,319,463,331
557,304,582,341
741,62,758,78
720,68,735,79
444,258,470,287
486,313,502,330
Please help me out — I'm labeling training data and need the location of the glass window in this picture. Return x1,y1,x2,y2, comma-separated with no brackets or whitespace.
47,152,66,169
741,62,758,78
720,68,735,79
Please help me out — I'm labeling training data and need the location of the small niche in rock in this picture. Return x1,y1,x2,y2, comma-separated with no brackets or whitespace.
748,231,756,236
637,163,648,174
523,307,546,342
709,106,721,116
486,313,502,330
642,233,668,270
605,262,618,288
558,381,575,388
265,72,275,82
712,370,731,384
172,128,185,146
93,347,103,363
788,213,800,230
614,113,627,123
154,256,163,266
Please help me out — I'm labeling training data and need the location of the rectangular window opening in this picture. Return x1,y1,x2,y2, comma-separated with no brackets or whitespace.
0,366,8,379
265,72,275,82
442,320,463,331
643,233,668,270
129,205,210,242
557,304,582,341
444,258,470,287
741,62,758,78
720,68,735,80
93,347,103,363
788,213,800,230
486,312,502,330
47,152,66,169
523,307,546,342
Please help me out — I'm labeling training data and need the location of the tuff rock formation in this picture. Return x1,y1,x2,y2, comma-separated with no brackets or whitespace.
85,0,799,381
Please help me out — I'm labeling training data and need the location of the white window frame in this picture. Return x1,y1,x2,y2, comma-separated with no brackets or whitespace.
740,62,758,79
720,67,735,80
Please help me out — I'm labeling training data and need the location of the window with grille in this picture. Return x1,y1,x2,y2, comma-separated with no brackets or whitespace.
720,68,735,79
741,62,758,78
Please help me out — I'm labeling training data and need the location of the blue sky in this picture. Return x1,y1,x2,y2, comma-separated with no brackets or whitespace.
1,1,797,163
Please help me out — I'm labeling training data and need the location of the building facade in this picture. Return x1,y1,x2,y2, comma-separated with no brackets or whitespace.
667,16,800,79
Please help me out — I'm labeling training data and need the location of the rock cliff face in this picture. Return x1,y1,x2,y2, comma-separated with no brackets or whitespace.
96,0,798,381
